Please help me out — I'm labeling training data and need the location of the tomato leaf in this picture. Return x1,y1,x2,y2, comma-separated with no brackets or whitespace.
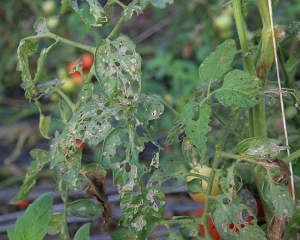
262,176,294,219
211,201,267,239
187,178,204,194
111,228,136,240
67,199,102,218
73,223,90,240
7,193,53,240
48,213,64,235
215,70,260,107
95,34,142,103
181,137,201,167
198,39,236,85
69,0,109,27
181,102,211,151
237,137,289,158
150,0,174,8
39,113,52,139
10,149,50,204
219,164,243,196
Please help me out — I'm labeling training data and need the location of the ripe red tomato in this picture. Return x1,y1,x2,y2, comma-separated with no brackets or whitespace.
67,54,93,85
80,54,94,72
17,199,31,210
76,140,86,152
198,208,220,240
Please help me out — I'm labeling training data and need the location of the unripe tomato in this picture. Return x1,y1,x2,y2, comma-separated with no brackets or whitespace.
41,0,56,15
186,166,222,204
213,14,233,31
61,77,76,93
47,17,59,30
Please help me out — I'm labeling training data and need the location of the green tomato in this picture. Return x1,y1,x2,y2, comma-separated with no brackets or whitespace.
42,0,56,15
61,77,76,93
186,165,222,204
47,17,59,30
213,14,233,31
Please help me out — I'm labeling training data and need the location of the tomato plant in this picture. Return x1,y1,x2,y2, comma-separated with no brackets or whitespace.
7,0,300,239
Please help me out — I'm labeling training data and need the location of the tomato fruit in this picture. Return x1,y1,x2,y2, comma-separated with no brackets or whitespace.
76,140,86,152
186,166,222,204
61,77,76,93
46,17,59,30
80,54,94,72
41,0,56,15
17,199,31,210
198,208,220,240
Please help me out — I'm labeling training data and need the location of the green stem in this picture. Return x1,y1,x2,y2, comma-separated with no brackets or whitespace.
107,17,126,40
158,97,181,119
217,151,261,165
60,183,70,240
283,149,300,163
24,33,95,53
55,88,77,113
277,46,290,88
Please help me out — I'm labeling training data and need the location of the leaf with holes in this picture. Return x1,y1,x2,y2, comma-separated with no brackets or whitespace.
10,149,50,204
262,176,294,219
215,70,260,107
147,159,187,191
119,187,165,239
181,137,200,168
139,94,164,122
181,102,211,151
199,39,236,85
7,193,53,240
33,18,49,35
219,164,243,197
210,201,267,239
69,0,109,27
95,34,142,102
237,137,289,158
122,1,143,20
150,0,174,8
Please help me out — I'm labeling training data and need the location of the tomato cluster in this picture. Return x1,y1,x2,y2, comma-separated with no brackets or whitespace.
59,54,94,93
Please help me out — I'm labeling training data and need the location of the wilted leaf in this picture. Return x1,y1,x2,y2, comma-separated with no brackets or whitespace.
267,215,291,240
69,0,109,27
10,149,50,204
215,70,260,107
74,223,90,240
199,39,236,85
181,102,211,151
7,193,53,240
81,170,111,231
237,137,289,159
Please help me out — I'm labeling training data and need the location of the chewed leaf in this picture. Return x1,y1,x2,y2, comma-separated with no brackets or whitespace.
95,35,142,103
147,159,187,191
10,149,50,204
199,39,236,85
237,137,289,158
262,177,294,219
215,70,260,108
33,18,49,35
211,201,267,239
69,0,109,27
122,1,143,20
181,102,212,151
139,94,164,121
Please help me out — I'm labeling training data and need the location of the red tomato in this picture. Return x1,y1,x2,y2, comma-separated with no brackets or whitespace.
76,140,86,152
67,60,81,78
198,208,220,240
17,199,31,210
81,54,94,72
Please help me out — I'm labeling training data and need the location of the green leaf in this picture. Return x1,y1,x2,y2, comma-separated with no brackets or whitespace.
181,102,211,151
284,200,300,239
39,114,52,139
237,137,289,158
178,216,199,238
219,164,243,195
10,149,50,204
198,39,236,85
186,178,203,194
147,159,187,191
111,228,136,240
33,18,50,35
215,70,260,107
67,199,102,218
122,1,143,21
211,201,267,240
7,193,53,240
165,123,184,146
150,0,174,8
69,0,109,27
181,137,200,167
48,213,64,235
73,223,90,240
59,99,72,123
262,177,294,219
79,82,94,103
95,34,142,102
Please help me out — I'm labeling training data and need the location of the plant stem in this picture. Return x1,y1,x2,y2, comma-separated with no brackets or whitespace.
158,97,181,119
217,151,260,165
60,183,70,240
55,88,77,113
24,33,95,53
107,17,126,40
284,149,300,163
